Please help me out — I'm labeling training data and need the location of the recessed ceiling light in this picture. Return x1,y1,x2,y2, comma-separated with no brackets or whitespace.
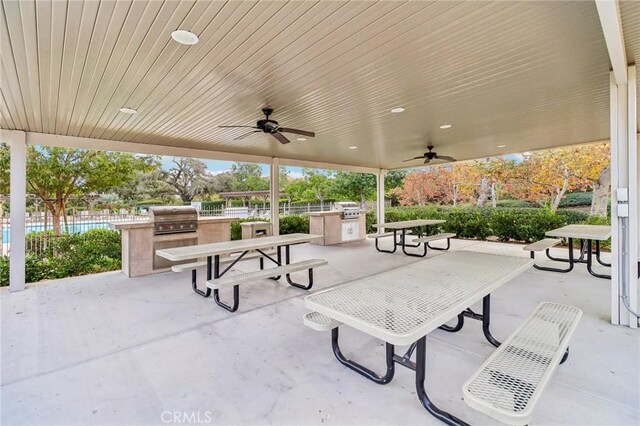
296,137,307,142
439,124,452,129
119,107,137,114
390,107,405,113
497,144,507,148
523,151,532,156
348,146,358,150
171,30,199,45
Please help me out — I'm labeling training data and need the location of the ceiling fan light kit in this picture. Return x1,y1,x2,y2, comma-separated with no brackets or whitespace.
219,107,315,144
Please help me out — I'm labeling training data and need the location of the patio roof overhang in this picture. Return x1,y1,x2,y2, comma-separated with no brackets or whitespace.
0,0,638,171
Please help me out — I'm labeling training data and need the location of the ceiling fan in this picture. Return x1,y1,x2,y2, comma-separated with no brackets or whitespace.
219,107,315,144
402,145,457,164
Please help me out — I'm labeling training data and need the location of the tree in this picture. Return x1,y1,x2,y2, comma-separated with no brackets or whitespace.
303,169,334,207
209,172,235,194
21,146,156,235
392,168,452,205
230,162,269,192
0,143,8,195
165,157,211,202
333,171,376,208
116,170,175,204
513,143,610,211
590,164,610,217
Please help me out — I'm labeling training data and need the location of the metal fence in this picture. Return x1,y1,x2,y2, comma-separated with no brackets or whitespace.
1,202,340,256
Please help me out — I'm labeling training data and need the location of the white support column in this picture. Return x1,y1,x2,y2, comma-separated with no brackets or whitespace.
610,66,639,328
9,130,27,292
376,170,387,232
625,66,638,327
270,157,280,236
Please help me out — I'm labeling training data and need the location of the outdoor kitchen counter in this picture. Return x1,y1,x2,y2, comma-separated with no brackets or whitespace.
308,210,366,246
111,216,234,278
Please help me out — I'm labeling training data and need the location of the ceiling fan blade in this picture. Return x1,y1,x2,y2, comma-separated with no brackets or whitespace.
272,132,291,144
234,130,261,141
423,158,431,164
436,155,457,162
219,125,259,128
278,128,315,138
402,156,424,162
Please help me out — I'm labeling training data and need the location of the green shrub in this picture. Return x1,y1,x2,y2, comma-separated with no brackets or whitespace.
1,229,123,286
443,208,492,240
556,209,590,224
280,215,310,234
489,208,565,242
495,199,538,208
560,192,592,207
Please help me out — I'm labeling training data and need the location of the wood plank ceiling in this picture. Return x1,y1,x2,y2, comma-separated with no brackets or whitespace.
0,0,630,169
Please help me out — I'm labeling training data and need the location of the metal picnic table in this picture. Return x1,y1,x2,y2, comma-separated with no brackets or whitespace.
304,250,533,425
545,224,611,279
373,219,446,257
156,233,323,310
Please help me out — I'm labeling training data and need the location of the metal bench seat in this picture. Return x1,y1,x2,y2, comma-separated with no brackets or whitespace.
412,232,456,243
367,230,412,239
462,302,582,425
303,311,342,332
522,238,562,252
207,259,328,289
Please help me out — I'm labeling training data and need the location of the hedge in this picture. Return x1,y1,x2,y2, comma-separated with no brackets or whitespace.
366,206,600,244
230,215,309,240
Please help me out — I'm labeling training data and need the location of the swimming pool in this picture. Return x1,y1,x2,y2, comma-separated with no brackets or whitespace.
1,221,112,243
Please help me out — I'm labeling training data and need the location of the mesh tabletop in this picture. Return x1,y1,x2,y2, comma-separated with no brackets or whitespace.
374,219,445,229
156,233,322,261
545,224,611,240
305,251,533,346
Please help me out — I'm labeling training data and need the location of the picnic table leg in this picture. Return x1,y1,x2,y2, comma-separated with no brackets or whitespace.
402,228,428,257
586,239,611,279
415,336,470,426
438,313,464,332
595,240,611,267
191,256,212,298
375,230,398,253
284,244,314,290
533,238,575,273
481,295,501,348
331,328,395,384
212,255,240,312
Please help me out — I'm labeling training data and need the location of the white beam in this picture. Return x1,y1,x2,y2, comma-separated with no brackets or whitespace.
8,130,26,292
25,132,379,174
596,0,628,85
270,157,280,236
376,170,387,232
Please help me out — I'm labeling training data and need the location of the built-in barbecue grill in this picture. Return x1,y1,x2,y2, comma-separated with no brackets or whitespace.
333,202,361,219
148,206,198,235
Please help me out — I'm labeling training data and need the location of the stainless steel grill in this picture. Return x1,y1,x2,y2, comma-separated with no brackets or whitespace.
148,206,198,235
333,202,361,219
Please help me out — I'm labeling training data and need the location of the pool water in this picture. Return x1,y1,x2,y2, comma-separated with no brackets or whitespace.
2,221,111,243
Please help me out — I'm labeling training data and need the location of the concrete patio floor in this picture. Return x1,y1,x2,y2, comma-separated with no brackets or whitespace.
1,238,638,425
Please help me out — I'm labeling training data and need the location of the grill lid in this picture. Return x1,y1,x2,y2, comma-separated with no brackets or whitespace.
148,206,198,222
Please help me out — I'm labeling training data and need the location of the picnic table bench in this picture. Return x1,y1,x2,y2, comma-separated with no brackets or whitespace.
156,233,327,312
303,251,581,425
369,219,452,257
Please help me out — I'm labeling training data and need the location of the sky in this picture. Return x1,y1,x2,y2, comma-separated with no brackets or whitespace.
159,156,304,178
158,153,524,177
